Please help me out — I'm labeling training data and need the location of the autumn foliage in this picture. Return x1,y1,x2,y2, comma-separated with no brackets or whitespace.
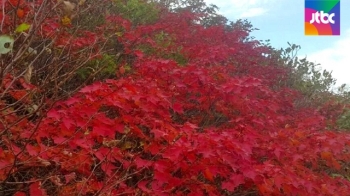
1,0,350,195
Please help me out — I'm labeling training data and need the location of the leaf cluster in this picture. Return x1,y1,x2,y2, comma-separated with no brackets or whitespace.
0,0,350,195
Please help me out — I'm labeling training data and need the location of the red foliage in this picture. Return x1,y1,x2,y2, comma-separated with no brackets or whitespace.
1,1,350,195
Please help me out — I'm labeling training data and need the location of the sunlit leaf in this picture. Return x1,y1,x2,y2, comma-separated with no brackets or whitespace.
15,23,31,33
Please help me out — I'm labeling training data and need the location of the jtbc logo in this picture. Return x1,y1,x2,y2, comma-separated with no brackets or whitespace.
310,11,335,24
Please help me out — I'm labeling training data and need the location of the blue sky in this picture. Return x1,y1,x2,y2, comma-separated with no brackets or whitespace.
204,0,349,87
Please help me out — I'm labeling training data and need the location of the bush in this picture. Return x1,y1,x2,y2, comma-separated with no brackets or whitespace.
1,0,350,195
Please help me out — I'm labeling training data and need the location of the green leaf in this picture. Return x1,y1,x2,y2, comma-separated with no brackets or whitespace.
15,23,31,33
0,35,14,54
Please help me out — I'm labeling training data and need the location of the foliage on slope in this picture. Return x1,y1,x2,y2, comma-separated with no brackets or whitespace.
1,0,350,195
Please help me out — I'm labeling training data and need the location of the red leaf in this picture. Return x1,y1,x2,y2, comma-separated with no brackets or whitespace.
46,110,61,121
138,181,152,193
222,174,245,192
14,192,26,196
92,123,115,138
274,147,282,159
79,82,102,93
123,84,137,94
94,147,110,161
53,136,66,144
172,102,184,114
29,182,46,196
242,168,257,180
64,172,76,184
331,159,341,170
274,175,284,189
115,123,125,133
73,139,91,149
135,157,152,168
62,117,74,130
119,66,125,75
182,122,198,132
151,129,167,139
26,144,40,156
134,50,144,58
163,147,182,161
9,90,28,102
17,9,25,18
154,170,172,183
130,125,146,138
204,168,214,181
101,162,116,176
145,142,161,155
320,151,332,161
65,97,80,106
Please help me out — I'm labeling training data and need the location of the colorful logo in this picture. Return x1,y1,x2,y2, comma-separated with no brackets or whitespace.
305,0,340,35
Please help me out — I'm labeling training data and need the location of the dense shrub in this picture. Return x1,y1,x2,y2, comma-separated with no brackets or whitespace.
1,0,350,195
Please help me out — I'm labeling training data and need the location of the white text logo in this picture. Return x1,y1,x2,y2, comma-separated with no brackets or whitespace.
310,11,335,24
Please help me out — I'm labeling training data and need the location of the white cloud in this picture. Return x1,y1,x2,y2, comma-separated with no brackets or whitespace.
306,29,350,86
239,8,267,18
204,0,277,18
